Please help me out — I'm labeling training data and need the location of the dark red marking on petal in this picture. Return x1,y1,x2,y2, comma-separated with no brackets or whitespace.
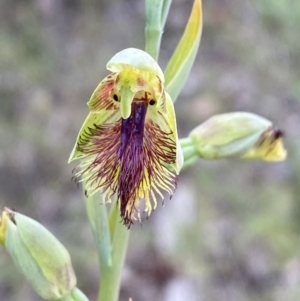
137,77,146,86
88,73,118,111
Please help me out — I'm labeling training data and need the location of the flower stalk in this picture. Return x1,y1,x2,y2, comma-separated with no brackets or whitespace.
145,0,164,60
84,192,112,269
84,192,129,301
98,202,130,301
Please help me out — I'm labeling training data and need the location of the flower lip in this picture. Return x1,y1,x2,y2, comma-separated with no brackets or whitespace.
118,101,148,225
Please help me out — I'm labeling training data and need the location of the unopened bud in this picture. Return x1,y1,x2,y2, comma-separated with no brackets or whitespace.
189,112,287,161
0,208,76,300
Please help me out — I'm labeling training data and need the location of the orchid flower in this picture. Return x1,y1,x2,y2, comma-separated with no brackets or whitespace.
69,48,183,227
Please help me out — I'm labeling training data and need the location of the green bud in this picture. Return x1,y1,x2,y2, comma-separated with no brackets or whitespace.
0,208,76,301
188,112,287,161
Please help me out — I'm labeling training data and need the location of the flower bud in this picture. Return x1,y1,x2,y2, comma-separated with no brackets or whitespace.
188,112,287,161
0,208,76,300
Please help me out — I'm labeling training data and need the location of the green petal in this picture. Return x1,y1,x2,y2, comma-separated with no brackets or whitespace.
68,111,119,162
148,91,183,173
69,74,121,162
164,0,203,102
164,92,183,172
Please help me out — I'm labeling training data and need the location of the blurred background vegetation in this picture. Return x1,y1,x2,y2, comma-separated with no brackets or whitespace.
0,0,299,300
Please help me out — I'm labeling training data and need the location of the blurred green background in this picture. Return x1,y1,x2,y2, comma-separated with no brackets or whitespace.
0,0,299,300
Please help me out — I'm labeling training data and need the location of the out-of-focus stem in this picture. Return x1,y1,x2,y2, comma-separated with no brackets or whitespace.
98,203,130,301
85,192,112,270
145,0,163,60
180,136,199,170
180,136,194,148
161,0,172,28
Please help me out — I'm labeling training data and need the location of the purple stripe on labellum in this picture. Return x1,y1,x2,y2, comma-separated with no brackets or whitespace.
120,102,147,150
118,102,148,226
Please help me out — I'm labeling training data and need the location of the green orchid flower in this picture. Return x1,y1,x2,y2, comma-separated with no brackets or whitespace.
69,48,183,227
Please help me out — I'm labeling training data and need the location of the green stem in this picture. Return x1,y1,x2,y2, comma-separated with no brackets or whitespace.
182,144,198,161
161,0,172,28
145,0,164,60
182,155,198,170
179,136,194,148
98,203,130,301
85,193,112,270
180,138,199,170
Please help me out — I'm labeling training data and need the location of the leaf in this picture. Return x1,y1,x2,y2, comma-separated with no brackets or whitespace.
164,0,202,102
